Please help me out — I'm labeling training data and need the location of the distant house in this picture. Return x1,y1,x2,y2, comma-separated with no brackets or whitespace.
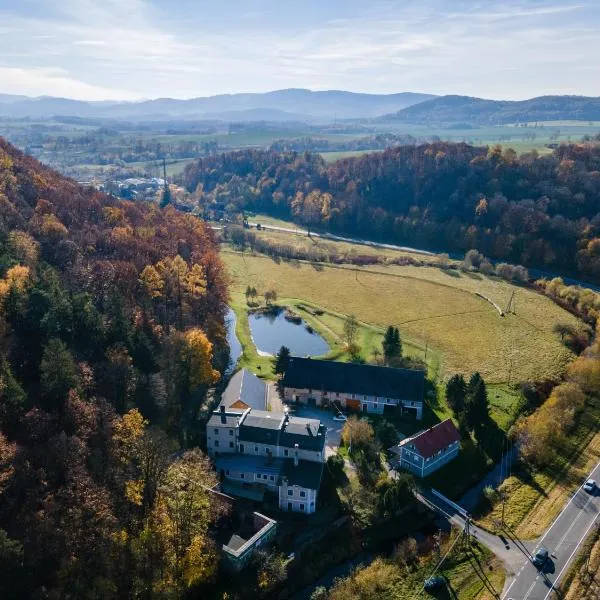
391,419,461,477
281,357,425,419
206,370,326,514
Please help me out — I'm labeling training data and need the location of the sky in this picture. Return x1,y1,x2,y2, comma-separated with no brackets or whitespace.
0,0,598,101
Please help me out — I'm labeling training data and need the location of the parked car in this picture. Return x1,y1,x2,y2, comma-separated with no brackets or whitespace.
532,547,549,568
583,479,597,494
424,575,445,591
333,414,347,422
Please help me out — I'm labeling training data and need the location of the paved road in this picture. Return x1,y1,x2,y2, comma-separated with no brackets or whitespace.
502,460,600,600
416,489,533,575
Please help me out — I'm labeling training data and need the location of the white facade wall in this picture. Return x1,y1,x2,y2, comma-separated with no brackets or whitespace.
207,424,238,457
278,478,318,514
284,386,422,418
219,465,279,491
237,439,323,463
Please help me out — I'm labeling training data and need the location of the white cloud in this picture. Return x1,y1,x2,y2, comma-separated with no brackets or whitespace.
0,0,598,99
0,66,138,100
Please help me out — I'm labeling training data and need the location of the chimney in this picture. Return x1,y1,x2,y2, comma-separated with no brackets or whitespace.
294,443,299,467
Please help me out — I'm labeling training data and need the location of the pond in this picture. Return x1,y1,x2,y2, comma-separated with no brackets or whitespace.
225,307,242,373
248,308,330,357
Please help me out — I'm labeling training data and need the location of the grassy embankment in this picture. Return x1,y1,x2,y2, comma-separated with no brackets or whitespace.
326,536,505,600
560,525,600,600
475,392,600,538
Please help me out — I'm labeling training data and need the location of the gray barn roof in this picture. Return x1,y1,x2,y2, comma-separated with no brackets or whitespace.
281,357,425,403
221,369,266,411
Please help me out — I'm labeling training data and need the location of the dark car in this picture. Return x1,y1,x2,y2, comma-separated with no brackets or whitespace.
424,575,446,591
532,547,549,568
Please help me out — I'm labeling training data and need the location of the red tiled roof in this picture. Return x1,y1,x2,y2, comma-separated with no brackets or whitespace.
410,419,460,459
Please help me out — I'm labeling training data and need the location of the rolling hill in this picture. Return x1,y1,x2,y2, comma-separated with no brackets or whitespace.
0,89,436,121
381,94,600,125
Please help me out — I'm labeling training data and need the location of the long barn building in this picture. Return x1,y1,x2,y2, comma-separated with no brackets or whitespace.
281,357,425,419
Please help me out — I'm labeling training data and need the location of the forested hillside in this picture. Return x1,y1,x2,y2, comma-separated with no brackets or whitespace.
381,94,600,125
182,142,600,281
0,138,229,597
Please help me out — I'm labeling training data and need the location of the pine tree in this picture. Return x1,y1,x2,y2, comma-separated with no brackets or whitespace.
382,325,402,363
445,374,467,414
159,184,172,208
274,346,291,375
464,372,488,426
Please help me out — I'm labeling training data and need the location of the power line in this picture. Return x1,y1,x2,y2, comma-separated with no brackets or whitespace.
410,525,467,600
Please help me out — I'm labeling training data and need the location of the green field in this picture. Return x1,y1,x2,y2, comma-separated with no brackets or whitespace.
222,250,579,384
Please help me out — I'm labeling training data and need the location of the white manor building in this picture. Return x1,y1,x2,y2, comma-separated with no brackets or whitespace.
207,370,326,514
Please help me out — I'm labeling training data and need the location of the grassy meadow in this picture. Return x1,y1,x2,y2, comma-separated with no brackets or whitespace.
222,249,579,384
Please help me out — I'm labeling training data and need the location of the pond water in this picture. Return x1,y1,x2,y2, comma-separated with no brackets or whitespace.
225,307,242,373
248,308,330,357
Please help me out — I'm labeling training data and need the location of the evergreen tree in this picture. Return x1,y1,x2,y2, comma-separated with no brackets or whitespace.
159,184,172,208
274,346,291,375
464,372,489,426
382,326,402,363
445,374,467,414
40,338,78,410
0,360,26,436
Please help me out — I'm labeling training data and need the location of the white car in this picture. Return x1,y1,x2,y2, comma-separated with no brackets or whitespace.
333,414,347,422
583,479,597,493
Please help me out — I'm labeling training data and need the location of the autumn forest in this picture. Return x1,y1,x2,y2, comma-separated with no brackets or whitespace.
0,138,230,597
183,142,600,282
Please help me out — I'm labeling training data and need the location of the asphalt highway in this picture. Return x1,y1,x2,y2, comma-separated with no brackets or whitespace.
502,460,600,600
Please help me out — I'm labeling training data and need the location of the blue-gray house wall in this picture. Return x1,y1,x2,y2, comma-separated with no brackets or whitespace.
399,441,460,477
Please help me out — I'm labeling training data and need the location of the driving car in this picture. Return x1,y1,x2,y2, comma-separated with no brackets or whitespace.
584,479,597,493
532,547,549,568
424,575,445,591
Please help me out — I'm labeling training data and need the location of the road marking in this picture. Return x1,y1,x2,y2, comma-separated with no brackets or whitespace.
501,459,600,600
542,510,600,600
552,492,595,553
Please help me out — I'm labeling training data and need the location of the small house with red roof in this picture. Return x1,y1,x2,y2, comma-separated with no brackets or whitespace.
391,419,461,477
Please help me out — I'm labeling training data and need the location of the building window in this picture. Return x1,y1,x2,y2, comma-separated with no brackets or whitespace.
240,473,244,479
300,491,306,498
239,444,244,453
214,440,219,448
255,446,258,453
229,441,234,448
284,449,289,457
374,403,378,409
270,476,274,481
336,392,340,397
308,389,312,394
229,429,233,436
300,504,305,511
214,429,219,435
288,489,293,496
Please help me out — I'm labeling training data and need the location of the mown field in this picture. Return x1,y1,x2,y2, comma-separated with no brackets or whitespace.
222,250,579,384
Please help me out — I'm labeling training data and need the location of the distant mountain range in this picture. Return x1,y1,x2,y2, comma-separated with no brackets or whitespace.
0,89,435,121
381,94,600,125
1,90,599,125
